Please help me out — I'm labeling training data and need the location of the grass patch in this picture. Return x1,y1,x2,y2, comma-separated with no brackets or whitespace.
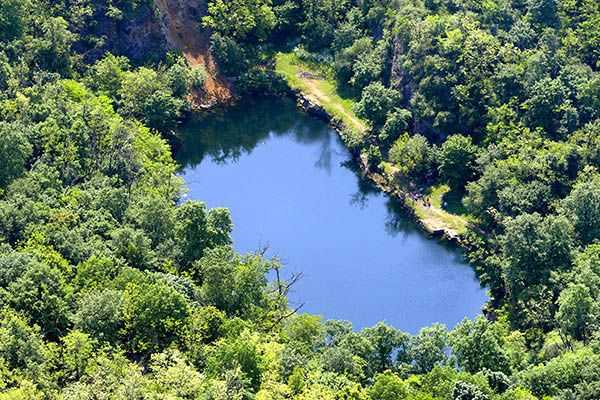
429,184,470,216
276,52,473,237
381,164,471,236
416,184,473,235
274,52,368,140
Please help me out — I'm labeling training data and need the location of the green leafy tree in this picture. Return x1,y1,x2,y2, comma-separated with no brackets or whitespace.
355,82,402,126
283,314,325,351
73,289,123,344
369,371,408,400
577,10,600,68
362,322,410,374
165,57,205,98
556,284,597,343
73,256,122,291
210,33,249,76
561,170,600,244
0,0,26,42
571,244,600,296
335,37,385,91
379,109,412,147
519,348,600,398
500,213,574,314
110,227,156,270
176,201,233,268
122,278,190,354
522,77,577,138
182,306,225,366
299,0,351,51
449,317,510,374
203,0,276,42
527,0,559,28
452,381,489,400
438,135,478,190
119,68,185,133
409,324,449,374
389,133,435,180
0,122,32,188
194,246,269,318
207,208,234,250
147,349,205,398
28,16,76,75
206,330,264,391
126,194,176,247
84,53,130,98
8,261,71,338
61,352,148,399
61,330,96,381
320,346,361,378
0,310,46,375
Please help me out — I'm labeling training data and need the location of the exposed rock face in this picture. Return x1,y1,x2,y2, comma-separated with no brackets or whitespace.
74,3,167,65
118,6,168,64
154,0,234,108
389,35,407,95
78,0,233,107
389,33,433,137
296,94,330,122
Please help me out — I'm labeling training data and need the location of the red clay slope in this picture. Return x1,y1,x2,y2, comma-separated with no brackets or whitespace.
154,0,233,108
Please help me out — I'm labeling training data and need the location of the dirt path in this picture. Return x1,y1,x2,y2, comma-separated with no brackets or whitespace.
301,77,368,133
416,203,463,238
154,0,233,108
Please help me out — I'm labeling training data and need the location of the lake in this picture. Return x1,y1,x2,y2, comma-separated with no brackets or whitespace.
176,97,487,332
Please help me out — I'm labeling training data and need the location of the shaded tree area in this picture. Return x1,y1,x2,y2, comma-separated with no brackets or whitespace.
219,0,600,343
202,0,600,397
1,0,600,398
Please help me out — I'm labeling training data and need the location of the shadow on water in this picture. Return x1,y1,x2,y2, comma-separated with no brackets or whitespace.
177,96,427,239
176,96,486,331
176,97,335,170
345,160,469,266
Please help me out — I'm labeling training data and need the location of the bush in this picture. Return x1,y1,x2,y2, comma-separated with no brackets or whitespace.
379,108,412,148
355,82,402,127
389,133,435,181
438,134,478,190
211,33,248,77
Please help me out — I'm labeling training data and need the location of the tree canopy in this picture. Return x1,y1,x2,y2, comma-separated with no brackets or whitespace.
1,0,600,398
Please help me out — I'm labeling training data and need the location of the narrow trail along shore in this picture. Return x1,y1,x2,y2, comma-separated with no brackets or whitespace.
154,0,233,108
275,53,469,241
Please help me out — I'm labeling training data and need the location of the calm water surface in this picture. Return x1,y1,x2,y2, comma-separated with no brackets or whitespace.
176,97,487,332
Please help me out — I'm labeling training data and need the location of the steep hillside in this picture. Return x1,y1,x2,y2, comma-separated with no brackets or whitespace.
154,0,233,108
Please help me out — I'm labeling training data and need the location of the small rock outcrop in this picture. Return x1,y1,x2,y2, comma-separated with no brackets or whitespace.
154,0,234,108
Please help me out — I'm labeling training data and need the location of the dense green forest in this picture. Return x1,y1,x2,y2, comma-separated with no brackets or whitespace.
0,0,599,398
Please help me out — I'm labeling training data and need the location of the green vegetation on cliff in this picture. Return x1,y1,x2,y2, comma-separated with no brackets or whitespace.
0,0,599,398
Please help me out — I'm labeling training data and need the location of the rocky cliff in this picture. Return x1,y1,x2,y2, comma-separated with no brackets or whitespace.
154,0,234,108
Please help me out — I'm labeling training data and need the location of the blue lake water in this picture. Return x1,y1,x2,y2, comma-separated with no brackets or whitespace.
176,97,487,332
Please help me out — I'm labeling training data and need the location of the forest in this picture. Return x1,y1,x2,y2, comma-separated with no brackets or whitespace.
0,0,599,398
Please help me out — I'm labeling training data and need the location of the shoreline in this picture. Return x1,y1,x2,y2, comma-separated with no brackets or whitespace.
286,87,494,316
289,88,467,246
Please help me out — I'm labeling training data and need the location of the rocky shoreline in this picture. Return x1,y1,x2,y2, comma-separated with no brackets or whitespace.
291,88,466,247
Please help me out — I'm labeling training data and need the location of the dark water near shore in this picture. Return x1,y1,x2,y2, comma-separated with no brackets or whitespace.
176,97,487,332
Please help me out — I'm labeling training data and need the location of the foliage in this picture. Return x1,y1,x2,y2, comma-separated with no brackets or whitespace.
355,82,401,127
389,133,435,181
560,170,600,244
2,0,600,398
0,122,32,187
438,135,478,191
203,0,276,42
449,317,511,375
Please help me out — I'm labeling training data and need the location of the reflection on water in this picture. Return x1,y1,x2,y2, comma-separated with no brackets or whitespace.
178,98,419,238
177,98,335,169
176,96,487,332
